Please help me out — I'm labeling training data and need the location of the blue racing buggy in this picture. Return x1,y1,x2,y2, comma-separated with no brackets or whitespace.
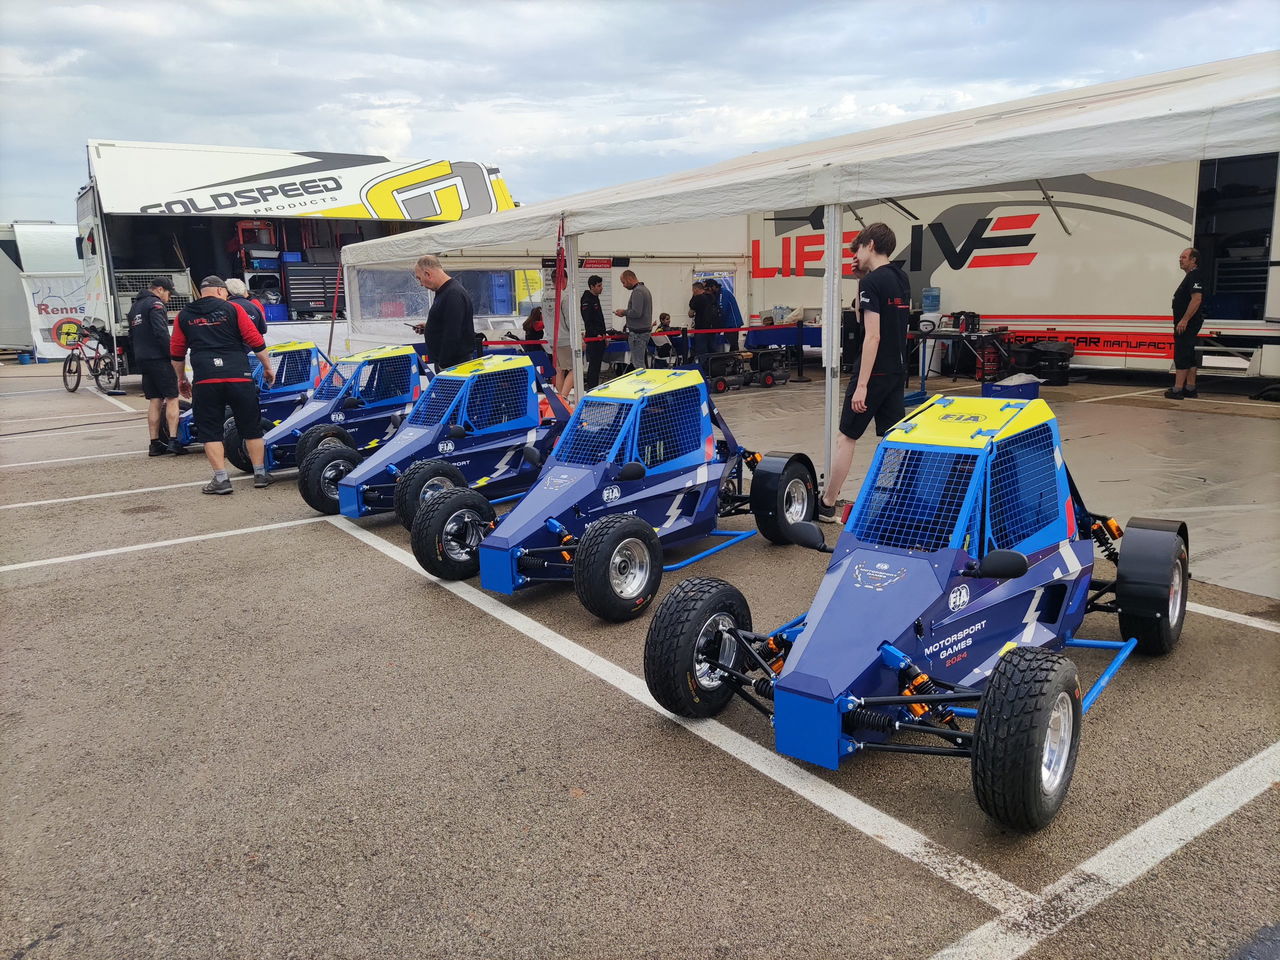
295,354,571,519
260,344,425,472
412,368,819,622
174,340,329,468
644,394,1189,831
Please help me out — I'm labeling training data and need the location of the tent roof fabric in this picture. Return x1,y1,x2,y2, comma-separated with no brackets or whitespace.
344,52,1280,266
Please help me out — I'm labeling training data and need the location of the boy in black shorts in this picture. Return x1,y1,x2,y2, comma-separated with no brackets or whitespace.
817,223,910,522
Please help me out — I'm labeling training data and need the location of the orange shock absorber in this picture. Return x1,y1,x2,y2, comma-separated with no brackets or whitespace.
560,533,575,563
903,673,932,718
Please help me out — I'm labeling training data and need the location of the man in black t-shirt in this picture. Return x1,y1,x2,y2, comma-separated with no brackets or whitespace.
688,281,715,356
580,274,607,390
817,222,909,522
127,277,184,457
412,254,475,370
1165,247,1206,399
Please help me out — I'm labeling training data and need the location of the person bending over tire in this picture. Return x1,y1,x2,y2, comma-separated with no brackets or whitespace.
170,276,276,495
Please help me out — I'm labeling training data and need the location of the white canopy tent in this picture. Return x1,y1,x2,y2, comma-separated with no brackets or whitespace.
343,51,1280,478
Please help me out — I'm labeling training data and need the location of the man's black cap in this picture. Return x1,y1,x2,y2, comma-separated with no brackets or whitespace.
199,275,228,290
150,277,175,292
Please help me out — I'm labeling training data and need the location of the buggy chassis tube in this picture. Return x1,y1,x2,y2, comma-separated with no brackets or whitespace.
662,528,756,572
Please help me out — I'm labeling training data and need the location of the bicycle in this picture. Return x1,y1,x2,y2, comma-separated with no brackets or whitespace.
62,324,124,393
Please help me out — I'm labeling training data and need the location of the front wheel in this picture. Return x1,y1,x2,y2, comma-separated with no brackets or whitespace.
644,577,752,718
573,514,664,622
971,647,1082,832
394,459,468,530
411,487,496,580
297,444,362,514
62,352,82,392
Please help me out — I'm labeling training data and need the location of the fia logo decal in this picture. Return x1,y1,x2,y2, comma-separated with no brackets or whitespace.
330,412,345,423
438,439,455,454
602,485,621,504
949,584,970,611
939,413,986,423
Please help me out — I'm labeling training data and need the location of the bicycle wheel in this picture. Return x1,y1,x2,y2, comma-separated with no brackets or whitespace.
62,352,82,392
92,353,120,392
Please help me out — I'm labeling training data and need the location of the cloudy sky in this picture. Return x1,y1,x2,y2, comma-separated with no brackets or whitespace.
1,0,1276,222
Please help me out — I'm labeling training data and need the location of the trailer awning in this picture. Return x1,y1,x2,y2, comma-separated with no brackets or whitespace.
343,51,1279,266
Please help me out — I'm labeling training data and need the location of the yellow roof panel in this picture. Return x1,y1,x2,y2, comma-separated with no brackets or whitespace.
591,368,704,400
266,340,316,354
438,353,533,378
885,395,1055,449
338,344,418,362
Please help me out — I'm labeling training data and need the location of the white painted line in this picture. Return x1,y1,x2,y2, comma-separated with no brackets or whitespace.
0,422,139,442
0,387,67,396
0,517,325,573
1077,388,1164,404
1,411,145,423
1187,601,1280,635
1183,396,1276,409
0,476,254,510
0,450,140,468
932,740,1280,960
328,516,1038,914
90,387,136,413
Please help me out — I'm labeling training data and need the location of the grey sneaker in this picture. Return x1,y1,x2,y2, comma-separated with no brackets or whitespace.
253,472,274,489
202,477,233,495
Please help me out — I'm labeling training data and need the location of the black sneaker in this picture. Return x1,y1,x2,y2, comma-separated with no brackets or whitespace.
815,500,837,524
1163,388,1184,400
253,472,274,489
202,477,233,495
148,439,168,457
167,439,188,456
1183,387,1199,399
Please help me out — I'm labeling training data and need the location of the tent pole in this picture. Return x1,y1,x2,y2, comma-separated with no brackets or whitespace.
565,233,580,401
821,202,842,487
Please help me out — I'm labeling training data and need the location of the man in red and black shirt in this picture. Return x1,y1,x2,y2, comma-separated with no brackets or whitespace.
170,276,276,494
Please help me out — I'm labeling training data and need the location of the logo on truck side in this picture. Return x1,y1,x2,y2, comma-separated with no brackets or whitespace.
139,177,344,215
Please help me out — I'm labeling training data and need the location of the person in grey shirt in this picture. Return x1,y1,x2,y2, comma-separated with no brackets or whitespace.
613,269,652,371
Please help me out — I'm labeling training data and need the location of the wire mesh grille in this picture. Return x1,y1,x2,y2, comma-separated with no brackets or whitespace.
314,360,359,401
466,368,531,430
556,399,632,465
989,423,1058,549
636,386,703,468
356,355,415,402
409,376,464,426
849,447,979,552
271,349,314,389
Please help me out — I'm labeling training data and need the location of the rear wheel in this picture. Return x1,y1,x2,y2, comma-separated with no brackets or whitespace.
394,459,469,530
295,423,355,466
92,354,120,392
971,647,1082,832
751,457,816,544
712,377,729,394
573,514,663,622
1117,532,1189,656
221,418,270,474
411,487,495,580
761,371,777,387
644,577,751,718
297,444,362,514
62,353,82,392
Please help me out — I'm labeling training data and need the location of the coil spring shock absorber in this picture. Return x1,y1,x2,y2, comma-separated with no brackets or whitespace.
845,707,896,734
902,666,956,727
1090,516,1122,563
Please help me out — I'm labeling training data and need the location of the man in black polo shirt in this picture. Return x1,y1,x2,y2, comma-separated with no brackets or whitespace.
580,274,607,390
126,276,185,457
1165,247,1206,399
688,280,715,356
817,223,909,522
411,254,475,371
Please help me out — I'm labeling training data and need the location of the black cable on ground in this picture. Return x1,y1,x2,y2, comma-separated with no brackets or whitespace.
0,415,145,439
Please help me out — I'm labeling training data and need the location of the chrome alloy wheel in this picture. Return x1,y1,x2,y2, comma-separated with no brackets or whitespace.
608,537,651,600
694,613,739,690
1041,691,1074,794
